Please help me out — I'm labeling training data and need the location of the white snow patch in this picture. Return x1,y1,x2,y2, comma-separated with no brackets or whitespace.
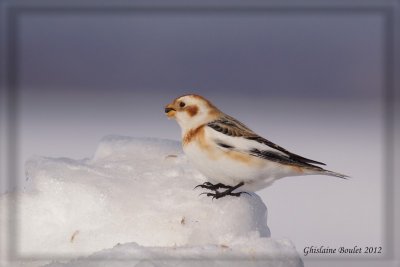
44,239,302,267
0,136,302,267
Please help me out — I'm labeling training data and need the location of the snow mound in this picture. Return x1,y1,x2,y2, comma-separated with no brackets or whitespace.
45,239,302,267
0,136,302,266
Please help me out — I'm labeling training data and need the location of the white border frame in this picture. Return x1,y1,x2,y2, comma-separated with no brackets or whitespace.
0,0,399,266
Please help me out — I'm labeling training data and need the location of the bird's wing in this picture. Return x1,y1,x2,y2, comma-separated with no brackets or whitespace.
207,116,326,168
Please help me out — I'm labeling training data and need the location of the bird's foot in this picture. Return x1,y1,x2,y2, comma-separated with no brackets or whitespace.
199,181,250,199
194,182,231,191
201,190,250,199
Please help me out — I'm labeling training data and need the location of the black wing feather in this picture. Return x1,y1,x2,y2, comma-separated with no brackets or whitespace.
207,118,326,167
245,136,326,166
249,148,324,170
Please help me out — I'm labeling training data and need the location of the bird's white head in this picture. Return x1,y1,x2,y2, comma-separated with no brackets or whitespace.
165,94,220,132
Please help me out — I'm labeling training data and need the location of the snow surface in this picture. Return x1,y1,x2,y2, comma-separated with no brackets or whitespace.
44,240,301,267
0,136,302,267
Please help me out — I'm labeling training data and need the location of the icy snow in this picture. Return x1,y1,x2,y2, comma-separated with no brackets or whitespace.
0,136,302,267
44,240,301,267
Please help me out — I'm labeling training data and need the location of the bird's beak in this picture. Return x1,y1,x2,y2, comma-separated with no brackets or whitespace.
164,104,176,118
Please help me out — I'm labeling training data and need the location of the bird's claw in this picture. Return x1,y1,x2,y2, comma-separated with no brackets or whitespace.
205,191,250,199
196,181,248,199
194,182,214,190
194,182,231,191
207,190,250,199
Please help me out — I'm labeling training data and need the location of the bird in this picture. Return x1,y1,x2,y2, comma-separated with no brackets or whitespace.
164,94,348,199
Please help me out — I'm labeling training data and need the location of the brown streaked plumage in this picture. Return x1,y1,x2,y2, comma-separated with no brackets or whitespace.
291,166,305,174
179,94,218,109
183,125,205,146
225,150,254,164
186,105,198,117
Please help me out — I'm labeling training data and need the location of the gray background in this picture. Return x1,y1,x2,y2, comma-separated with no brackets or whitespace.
1,2,397,265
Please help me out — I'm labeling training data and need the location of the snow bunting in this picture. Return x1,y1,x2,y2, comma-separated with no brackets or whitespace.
165,94,347,199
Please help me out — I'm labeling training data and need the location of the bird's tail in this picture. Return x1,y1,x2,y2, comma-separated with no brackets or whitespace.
321,170,349,179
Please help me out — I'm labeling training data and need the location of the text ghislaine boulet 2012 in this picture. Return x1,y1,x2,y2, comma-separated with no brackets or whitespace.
303,246,382,256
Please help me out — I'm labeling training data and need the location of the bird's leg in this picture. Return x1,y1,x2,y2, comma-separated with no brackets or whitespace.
203,182,250,199
194,182,231,191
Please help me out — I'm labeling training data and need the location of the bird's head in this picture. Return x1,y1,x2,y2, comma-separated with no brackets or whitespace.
165,94,220,131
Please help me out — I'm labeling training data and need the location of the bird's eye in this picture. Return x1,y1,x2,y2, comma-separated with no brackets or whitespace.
179,102,186,108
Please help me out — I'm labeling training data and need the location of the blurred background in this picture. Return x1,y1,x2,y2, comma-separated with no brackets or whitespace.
1,4,389,262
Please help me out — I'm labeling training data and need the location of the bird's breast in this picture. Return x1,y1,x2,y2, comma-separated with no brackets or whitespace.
182,128,271,186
